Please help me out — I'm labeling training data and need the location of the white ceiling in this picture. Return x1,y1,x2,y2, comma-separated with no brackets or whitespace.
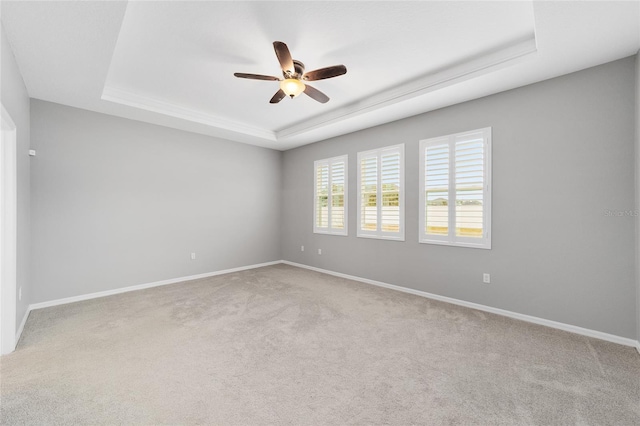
2,1,639,151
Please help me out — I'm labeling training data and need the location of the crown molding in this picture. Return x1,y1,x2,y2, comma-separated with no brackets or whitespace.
101,35,536,145
276,35,537,141
101,86,277,141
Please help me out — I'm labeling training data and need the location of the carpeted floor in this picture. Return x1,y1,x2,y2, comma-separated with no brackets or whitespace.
1,264,639,425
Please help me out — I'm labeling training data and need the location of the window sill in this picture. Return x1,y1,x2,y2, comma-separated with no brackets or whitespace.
419,238,491,249
357,233,405,242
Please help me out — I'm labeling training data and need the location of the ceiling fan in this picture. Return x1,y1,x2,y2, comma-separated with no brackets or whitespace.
234,41,347,104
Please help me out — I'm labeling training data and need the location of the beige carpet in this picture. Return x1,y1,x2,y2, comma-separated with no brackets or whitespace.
1,264,639,425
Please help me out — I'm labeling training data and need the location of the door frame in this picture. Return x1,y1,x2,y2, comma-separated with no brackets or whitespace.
1,103,17,355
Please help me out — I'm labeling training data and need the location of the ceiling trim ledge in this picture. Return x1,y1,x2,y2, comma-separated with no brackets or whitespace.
276,35,538,141
101,86,277,141
100,35,535,144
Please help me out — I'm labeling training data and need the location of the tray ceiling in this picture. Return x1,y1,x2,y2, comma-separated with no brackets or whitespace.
2,1,639,150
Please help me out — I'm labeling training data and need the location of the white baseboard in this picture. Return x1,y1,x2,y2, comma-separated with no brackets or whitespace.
282,261,640,349
29,260,282,311
636,341,640,355
14,308,29,347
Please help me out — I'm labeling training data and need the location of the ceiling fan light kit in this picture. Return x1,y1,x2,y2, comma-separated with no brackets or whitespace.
280,78,305,98
234,41,347,104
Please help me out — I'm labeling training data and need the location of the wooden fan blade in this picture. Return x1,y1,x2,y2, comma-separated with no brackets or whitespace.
234,73,280,81
303,84,329,103
270,89,286,104
273,41,294,74
303,65,347,81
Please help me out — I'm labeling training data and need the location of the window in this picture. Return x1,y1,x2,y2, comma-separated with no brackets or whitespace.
357,144,404,240
314,155,347,235
419,128,491,249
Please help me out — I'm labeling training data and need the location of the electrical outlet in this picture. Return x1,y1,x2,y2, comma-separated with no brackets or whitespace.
318,249,322,255
18,287,22,301
301,245,304,252
483,273,490,284
191,253,196,260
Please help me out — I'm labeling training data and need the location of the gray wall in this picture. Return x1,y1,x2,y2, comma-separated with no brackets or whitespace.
282,57,637,339
1,23,30,331
30,100,281,303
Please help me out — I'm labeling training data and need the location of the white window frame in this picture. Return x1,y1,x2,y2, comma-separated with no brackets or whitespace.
313,155,348,236
419,127,492,249
357,144,405,241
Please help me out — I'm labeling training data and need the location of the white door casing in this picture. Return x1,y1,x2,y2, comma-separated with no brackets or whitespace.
1,104,17,355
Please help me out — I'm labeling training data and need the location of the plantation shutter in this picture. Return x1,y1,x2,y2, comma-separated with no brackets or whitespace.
330,160,346,230
357,144,404,240
455,132,484,238
360,155,377,232
314,155,348,235
424,140,449,237
419,128,491,249
315,162,329,230
381,151,401,233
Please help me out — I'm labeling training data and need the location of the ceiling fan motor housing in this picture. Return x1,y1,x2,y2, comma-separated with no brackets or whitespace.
287,60,305,79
